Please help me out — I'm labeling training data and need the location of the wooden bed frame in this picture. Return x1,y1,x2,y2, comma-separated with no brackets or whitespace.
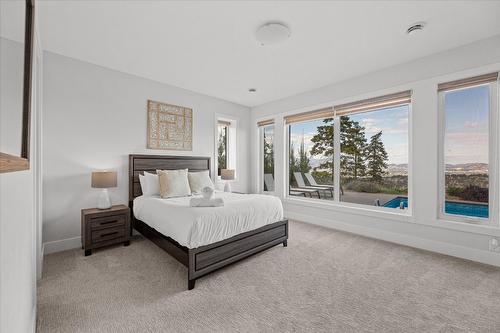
129,154,288,290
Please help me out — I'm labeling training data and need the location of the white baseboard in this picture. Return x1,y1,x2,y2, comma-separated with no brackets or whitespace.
42,230,140,255
285,211,500,267
43,236,81,255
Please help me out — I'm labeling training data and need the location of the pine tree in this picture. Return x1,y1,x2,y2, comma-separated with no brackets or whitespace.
289,144,298,186
310,116,368,180
263,131,274,175
310,118,334,173
217,127,227,171
298,131,311,174
340,116,367,179
365,131,388,182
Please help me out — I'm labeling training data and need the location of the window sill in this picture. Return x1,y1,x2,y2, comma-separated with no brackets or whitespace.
282,196,413,223
281,196,500,237
431,218,500,237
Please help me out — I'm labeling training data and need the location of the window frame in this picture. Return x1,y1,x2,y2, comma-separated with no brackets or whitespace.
437,80,499,226
284,98,413,216
259,123,275,194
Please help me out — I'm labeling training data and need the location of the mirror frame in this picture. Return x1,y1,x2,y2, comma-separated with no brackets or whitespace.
0,0,35,173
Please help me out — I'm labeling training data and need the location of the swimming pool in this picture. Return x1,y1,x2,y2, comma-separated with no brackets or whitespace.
383,197,488,218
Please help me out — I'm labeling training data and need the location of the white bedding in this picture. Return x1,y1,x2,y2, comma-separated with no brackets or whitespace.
133,192,284,249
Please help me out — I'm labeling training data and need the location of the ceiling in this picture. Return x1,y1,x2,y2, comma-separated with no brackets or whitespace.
5,1,500,106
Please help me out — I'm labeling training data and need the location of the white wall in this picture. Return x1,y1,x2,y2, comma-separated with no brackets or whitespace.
42,52,251,251
0,32,42,333
0,38,24,155
251,35,500,266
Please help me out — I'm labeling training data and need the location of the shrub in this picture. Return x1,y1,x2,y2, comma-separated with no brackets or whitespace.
460,185,488,202
344,180,381,193
311,171,333,185
446,186,463,198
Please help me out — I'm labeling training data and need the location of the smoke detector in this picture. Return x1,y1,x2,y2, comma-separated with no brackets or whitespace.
256,22,291,46
406,22,426,35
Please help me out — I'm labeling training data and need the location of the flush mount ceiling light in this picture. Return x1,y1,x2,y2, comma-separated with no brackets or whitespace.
256,22,291,46
406,22,426,35
248,88,257,93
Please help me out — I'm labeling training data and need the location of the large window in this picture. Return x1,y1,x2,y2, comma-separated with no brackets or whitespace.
286,91,411,212
340,106,409,208
288,117,334,199
439,73,498,222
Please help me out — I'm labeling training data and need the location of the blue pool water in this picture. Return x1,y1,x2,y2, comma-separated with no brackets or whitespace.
383,197,488,218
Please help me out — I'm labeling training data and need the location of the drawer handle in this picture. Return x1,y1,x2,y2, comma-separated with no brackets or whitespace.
101,231,118,237
99,220,117,225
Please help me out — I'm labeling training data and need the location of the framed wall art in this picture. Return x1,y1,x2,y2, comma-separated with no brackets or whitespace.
147,100,193,151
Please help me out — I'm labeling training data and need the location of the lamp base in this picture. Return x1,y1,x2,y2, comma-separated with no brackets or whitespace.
97,188,112,209
224,181,232,193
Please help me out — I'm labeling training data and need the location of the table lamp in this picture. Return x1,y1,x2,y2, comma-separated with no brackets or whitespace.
221,169,235,192
91,171,117,209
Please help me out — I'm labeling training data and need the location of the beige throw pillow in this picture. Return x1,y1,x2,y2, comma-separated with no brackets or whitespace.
158,169,192,198
188,170,214,194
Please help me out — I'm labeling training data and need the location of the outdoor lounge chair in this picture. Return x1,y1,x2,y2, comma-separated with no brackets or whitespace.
264,173,275,192
304,172,344,196
289,187,321,198
293,172,333,197
264,173,320,198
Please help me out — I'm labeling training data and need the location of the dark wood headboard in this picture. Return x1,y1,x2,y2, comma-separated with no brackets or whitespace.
128,154,211,204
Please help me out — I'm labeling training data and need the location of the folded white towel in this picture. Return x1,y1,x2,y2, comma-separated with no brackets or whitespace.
189,197,224,207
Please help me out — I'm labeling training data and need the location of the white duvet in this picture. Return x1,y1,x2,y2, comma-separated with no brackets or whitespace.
133,192,284,249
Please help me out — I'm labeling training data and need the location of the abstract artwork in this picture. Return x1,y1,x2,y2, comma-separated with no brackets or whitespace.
147,100,193,151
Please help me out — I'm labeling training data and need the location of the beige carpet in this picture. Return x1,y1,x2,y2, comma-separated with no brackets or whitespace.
37,221,500,333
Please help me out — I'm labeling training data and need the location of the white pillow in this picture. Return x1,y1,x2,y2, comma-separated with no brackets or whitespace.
139,174,147,195
158,169,192,198
188,170,214,194
143,171,160,196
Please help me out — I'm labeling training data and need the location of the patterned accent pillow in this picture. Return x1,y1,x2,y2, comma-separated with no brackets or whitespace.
158,169,192,198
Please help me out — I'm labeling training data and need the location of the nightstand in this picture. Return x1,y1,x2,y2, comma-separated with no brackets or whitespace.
81,205,130,256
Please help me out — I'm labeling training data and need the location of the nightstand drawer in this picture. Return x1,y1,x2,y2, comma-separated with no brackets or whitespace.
91,227,126,243
90,214,126,230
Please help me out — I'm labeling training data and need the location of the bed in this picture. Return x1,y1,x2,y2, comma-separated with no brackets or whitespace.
129,154,288,290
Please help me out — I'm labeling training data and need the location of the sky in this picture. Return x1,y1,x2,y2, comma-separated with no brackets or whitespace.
290,105,409,165
444,85,489,165
289,85,490,167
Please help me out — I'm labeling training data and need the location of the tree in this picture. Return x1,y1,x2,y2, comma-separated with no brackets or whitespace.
310,118,334,173
297,131,311,174
263,131,274,175
365,131,388,182
310,116,368,180
289,133,311,186
339,116,367,179
289,143,298,186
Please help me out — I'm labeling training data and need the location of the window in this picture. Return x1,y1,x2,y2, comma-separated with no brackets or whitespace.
285,91,411,212
258,119,275,192
217,121,229,176
339,105,409,209
216,117,237,179
286,108,335,201
438,73,498,222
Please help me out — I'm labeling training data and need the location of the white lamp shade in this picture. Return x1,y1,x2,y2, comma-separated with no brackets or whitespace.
91,171,117,188
221,169,235,180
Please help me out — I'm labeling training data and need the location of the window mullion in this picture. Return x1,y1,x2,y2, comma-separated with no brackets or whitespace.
489,82,499,226
334,117,341,202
